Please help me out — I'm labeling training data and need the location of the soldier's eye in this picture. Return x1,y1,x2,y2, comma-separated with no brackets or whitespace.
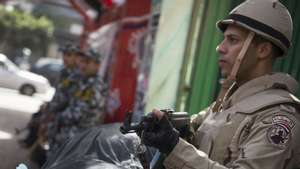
228,37,238,44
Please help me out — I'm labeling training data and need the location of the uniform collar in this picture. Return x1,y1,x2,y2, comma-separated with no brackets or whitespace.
224,73,298,108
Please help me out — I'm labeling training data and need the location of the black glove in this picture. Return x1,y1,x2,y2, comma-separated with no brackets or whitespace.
141,113,179,155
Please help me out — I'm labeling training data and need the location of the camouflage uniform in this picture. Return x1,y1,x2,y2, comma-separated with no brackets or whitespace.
46,44,81,114
45,67,80,143
47,67,78,113
49,75,107,151
49,48,107,152
18,44,80,151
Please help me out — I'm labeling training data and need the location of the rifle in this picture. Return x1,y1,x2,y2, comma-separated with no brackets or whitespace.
120,109,190,169
120,109,190,135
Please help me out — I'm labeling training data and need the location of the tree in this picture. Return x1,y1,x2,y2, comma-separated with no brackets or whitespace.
0,4,54,63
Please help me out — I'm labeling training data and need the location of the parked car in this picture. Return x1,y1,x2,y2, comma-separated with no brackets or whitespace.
30,58,63,86
0,53,52,96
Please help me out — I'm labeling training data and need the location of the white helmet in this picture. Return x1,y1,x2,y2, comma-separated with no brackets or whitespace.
217,0,293,56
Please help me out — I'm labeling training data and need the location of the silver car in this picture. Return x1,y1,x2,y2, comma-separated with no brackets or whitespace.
0,53,52,96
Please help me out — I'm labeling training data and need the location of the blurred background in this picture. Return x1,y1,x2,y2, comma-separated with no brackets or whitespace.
0,0,299,168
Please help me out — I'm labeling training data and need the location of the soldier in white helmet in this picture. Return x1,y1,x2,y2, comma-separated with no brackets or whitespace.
141,0,300,169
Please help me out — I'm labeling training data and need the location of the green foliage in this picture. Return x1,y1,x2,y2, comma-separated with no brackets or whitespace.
0,4,54,61
0,5,54,36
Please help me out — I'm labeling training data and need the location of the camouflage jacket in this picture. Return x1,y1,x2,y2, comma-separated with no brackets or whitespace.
58,74,108,129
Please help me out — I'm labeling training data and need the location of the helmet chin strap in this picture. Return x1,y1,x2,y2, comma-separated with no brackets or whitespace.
226,31,255,85
213,31,255,112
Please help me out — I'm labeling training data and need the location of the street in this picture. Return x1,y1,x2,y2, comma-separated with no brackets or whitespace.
0,88,53,169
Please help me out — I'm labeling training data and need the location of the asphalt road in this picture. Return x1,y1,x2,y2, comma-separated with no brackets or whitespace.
0,88,53,169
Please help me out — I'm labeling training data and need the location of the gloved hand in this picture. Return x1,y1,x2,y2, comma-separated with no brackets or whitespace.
141,109,179,155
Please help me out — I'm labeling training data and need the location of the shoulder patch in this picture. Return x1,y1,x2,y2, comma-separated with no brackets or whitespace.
267,124,290,146
267,115,294,146
272,115,295,129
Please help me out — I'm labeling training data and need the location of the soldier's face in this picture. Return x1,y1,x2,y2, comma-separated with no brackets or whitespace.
217,25,251,77
85,60,100,76
63,53,76,68
80,58,100,76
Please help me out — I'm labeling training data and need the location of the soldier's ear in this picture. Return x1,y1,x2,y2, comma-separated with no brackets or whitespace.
256,42,272,60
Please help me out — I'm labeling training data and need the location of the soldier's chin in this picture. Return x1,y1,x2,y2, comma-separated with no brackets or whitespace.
220,70,229,78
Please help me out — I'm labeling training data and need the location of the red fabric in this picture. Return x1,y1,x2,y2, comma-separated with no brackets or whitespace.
102,0,114,8
105,0,151,123
68,0,96,48
70,0,151,123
